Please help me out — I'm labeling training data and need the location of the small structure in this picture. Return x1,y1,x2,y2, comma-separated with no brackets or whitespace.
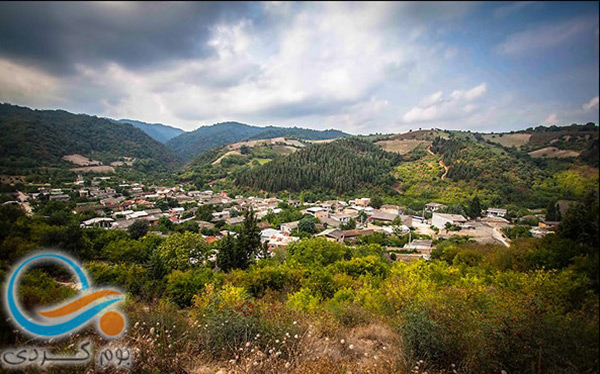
425,203,447,212
403,239,433,251
486,208,507,218
431,213,467,229
80,217,114,229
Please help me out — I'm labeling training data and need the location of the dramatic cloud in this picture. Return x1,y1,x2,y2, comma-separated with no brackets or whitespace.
0,2,598,133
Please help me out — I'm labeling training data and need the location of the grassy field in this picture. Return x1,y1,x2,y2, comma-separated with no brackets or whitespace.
482,133,531,148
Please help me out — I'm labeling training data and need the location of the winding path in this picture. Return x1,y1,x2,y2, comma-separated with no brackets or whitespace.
427,146,449,180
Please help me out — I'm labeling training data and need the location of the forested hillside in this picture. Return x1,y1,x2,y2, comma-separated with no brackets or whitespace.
0,104,181,174
117,119,184,143
392,128,599,209
167,121,347,161
236,138,400,194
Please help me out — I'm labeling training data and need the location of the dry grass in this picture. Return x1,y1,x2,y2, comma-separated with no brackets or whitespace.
528,146,580,158
482,133,531,148
68,165,116,173
375,139,430,155
62,154,101,166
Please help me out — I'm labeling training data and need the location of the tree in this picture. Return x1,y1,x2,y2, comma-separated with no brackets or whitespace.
156,232,211,271
466,196,482,219
216,208,261,271
370,196,383,209
196,204,214,221
357,210,368,226
546,200,561,221
216,233,238,271
128,220,149,240
298,215,317,234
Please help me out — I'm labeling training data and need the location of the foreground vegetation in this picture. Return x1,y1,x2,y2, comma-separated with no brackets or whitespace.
0,190,598,373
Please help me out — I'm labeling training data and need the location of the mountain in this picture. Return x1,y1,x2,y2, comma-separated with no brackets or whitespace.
0,103,181,175
117,119,184,143
235,137,401,195
166,121,348,161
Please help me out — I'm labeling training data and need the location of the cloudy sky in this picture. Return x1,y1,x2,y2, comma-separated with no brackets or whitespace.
0,1,598,134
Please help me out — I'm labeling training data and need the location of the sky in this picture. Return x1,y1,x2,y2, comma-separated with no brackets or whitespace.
0,1,598,134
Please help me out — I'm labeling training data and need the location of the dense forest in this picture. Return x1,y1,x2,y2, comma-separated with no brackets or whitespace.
0,104,181,174
236,138,401,194
117,119,184,143
166,121,348,161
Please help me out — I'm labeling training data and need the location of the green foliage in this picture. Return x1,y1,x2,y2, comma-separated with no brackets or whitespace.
166,267,221,307
128,219,150,239
287,238,351,267
237,138,400,194
156,231,211,272
298,215,317,234
502,225,533,239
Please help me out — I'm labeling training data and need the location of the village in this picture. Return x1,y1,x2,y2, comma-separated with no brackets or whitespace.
3,173,567,263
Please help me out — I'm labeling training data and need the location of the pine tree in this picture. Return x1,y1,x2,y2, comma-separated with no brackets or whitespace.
546,200,560,221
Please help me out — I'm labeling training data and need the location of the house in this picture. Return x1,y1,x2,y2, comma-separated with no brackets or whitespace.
49,194,71,201
486,208,507,218
170,207,185,216
330,212,354,224
280,221,299,233
257,221,272,230
211,211,230,221
380,204,403,215
126,211,148,220
354,198,371,207
321,229,373,243
403,239,433,252
226,216,245,226
260,228,281,242
425,203,447,212
197,221,215,230
80,217,114,229
368,211,398,223
431,213,467,229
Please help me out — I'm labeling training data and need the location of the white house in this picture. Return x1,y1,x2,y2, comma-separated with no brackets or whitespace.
486,208,507,218
432,213,467,229
80,217,114,229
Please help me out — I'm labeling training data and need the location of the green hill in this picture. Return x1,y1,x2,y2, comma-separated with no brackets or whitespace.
117,119,184,143
0,103,181,175
166,121,347,161
235,137,400,195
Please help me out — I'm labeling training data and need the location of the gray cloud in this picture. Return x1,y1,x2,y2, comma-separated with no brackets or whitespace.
0,2,254,75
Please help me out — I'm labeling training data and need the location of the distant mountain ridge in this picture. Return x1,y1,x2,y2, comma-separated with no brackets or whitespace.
117,119,184,143
166,121,348,161
0,103,180,174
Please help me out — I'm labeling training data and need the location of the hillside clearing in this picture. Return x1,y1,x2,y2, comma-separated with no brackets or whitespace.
482,133,531,148
528,146,580,158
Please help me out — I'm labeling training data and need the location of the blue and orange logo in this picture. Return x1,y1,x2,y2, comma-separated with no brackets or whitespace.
4,252,126,339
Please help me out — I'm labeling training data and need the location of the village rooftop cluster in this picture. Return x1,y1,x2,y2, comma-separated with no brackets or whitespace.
5,175,566,261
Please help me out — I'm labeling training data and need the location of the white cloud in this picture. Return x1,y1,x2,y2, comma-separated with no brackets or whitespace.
403,83,488,124
542,113,560,125
583,96,599,111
